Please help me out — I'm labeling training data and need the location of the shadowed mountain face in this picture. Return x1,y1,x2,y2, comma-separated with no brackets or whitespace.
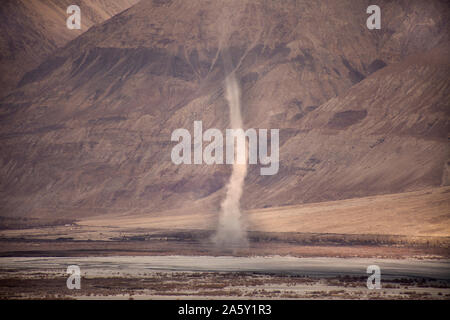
0,0,139,96
0,0,449,218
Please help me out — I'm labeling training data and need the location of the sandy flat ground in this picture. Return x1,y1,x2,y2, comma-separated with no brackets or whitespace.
0,187,449,260
77,187,450,237
1,256,449,279
0,188,449,299
1,255,449,300
3,187,447,244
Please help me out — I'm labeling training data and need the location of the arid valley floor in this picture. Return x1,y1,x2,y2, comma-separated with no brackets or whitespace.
0,187,449,299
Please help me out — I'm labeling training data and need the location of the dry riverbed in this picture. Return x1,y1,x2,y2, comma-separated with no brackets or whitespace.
0,256,449,300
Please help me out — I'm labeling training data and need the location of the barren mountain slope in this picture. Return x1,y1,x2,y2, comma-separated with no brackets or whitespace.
243,46,450,208
0,0,139,96
0,0,449,218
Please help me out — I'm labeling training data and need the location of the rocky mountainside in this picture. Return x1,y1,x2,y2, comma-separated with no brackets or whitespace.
0,0,449,218
0,0,139,96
